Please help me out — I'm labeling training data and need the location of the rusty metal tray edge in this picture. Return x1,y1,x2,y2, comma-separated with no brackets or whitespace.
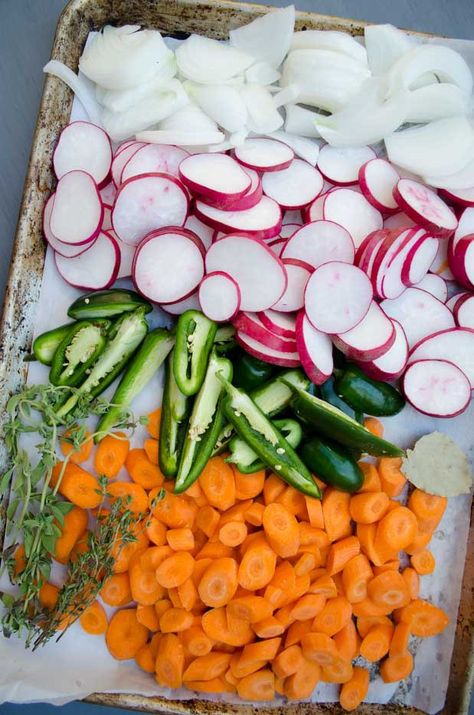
0,0,472,713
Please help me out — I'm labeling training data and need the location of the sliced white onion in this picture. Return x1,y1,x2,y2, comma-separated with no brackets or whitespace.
273,85,299,109
160,102,220,133
189,83,248,133
424,152,474,191
229,5,295,68
405,83,469,124
291,30,368,65
284,105,322,138
176,34,254,83
43,61,102,126
245,62,281,86
98,56,178,112
387,44,473,98
364,24,414,75
136,129,225,146
240,84,284,133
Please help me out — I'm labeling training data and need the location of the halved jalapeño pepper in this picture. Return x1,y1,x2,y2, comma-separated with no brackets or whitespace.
173,310,217,396
232,350,275,393
219,377,320,498
228,417,303,474
284,381,404,458
49,320,110,387
159,351,191,477
32,323,75,365
96,328,174,440
320,376,364,424
67,289,152,320
174,350,233,493
334,365,405,417
299,437,364,493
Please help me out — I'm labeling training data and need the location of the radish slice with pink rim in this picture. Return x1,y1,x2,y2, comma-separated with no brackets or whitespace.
282,220,354,269
122,144,189,182
114,140,136,156
317,145,376,186
381,287,455,349
429,239,454,281
440,186,474,208
355,319,408,382
113,232,135,279
332,301,396,361
408,327,474,388
272,258,312,312
305,261,373,335
415,273,448,303
184,215,214,251
296,311,333,385
133,228,205,304
257,310,296,339
401,234,439,287
194,196,282,241
43,194,94,258
383,212,416,229
217,168,263,211
233,138,294,172
448,234,474,289
53,121,112,186
55,231,120,290
446,292,467,313
403,359,471,418
268,237,287,257
370,227,420,299
322,187,383,248
199,271,241,322
454,293,474,329
358,158,399,213
261,160,324,209
112,173,189,246
453,207,474,251
355,229,389,275
179,153,251,204
111,142,146,187
235,331,301,367
50,170,103,246
304,194,326,223
162,291,201,316
393,179,458,237
233,312,297,352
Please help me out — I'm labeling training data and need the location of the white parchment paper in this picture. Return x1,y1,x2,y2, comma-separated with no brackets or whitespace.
0,31,473,714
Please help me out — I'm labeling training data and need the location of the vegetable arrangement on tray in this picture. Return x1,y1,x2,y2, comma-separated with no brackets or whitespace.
1,4,474,712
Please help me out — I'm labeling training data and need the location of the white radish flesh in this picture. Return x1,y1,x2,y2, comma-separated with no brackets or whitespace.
268,237,287,257
265,130,320,167
55,231,119,289
358,159,399,213
234,312,297,352
448,235,474,289
194,196,281,241
272,258,312,312
257,310,296,339
112,173,189,246
381,287,455,349
356,319,408,381
304,194,326,223
454,294,474,329
50,171,102,246
235,331,300,368
179,153,251,204
446,292,467,313
322,188,383,248
53,121,112,186
220,168,263,211
133,228,204,304
122,143,189,182
408,327,474,388
429,239,455,281
393,179,458,238
233,138,294,172
184,215,214,251
453,207,474,251
295,310,333,385
415,273,448,303
317,145,375,186
43,194,93,258
401,235,439,286
383,212,416,229
282,221,354,269
111,142,145,186
332,301,395,361
162,291,201,315
199,272,241,322
305,261,373,334
370,228,419,299
261,160,323,209
206,234,287,312
403,359,471,418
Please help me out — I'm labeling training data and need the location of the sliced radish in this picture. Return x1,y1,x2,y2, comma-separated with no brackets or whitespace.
282,210,303,225
393,179,458,237
322,188,383,248
233,138,294,172
282,221,354,269
194,196,281,241
220,168,263,211
272,258,312,312
358,158,399,213
296,311,333,385
303,194,326,223
257,310,296,339
42,194,94,258
415,273,448,303
112,173,189,246
440,186,474,208
356,319,408,381
102,206,113,232
234,312,297,352
355,229,388,275
446,292,467,313
332,301,395,361
184,215,214,251
179,153,251,205
268,237,287,257
53,121,112,186
408,327,474,388
114,232,135,279
235,331,301,367
429,239,454,281
370,228,419,299
198,271,241,322
261,159,323,209
383,212,416,229
381,287,455,349
111,142,146,186
115,140,136,156
55,231,119,289
454,293,474,329
205,233,287,311
280,224,300,239
162,291,201,315
448,234,474,289
100,182,117,206
50,170,102,246
401,234,439,287
133,228,204,304
305,262,373,335
453,207,474,251
121,143,189,182
403,359,471,417
317,145,375,186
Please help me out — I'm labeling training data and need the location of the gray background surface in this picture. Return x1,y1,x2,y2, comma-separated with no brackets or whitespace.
0,1,473,714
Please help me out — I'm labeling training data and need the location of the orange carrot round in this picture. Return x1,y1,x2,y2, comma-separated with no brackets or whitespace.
94,432,130,479
402,567,420,600
60,427,92,464
105,608,148,660
219,521,248,547
160,607,194,633
410,549,436,575
359,622,393,662
357,463,382,493
380,652,414,682
166,528,195,552
378,457,406,497
237,668,275,701
147,408,162,439
272,644,304,679
339,666,369,712
79,600,107,635
199,456,236,512
326,535,361,575
198,557,238,607
375,506,418,551
262,503,300,558
312,596,352,637
364,417,384,437
350,492,389,524
155,633,185,688
322,489,352,543
342,553,373,604
321,655,353,683
233,466,265,500
367,570,410,610
53,506,88,564
108,481,148,514
126,448,164,490
389,622,411,657
238,541,276,591
181,626,213,657
135,643,155,673
397,599,449,637
301,632,338,665
56,463,102,509
156,551,195,589
101,572,132,606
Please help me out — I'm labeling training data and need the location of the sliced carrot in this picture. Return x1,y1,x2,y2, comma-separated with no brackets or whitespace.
284,657,321,700
364,417,384,437
60,427,93,464
146,517,167,546
136,604,159,631
219,521,248,547
357,523,396,567
274,604,294,629
238,540,276,591
390,622,411,656
186,677,235,694
228,595,273,623
125,448,164,490
352,598,393,618
264,561,296,609
322,489,352,543
378,457,406,497
196,505,220,538
284,619,312,647
274,676,285,696
332,571,345,597
273,644,304,678
411,549,436,575
79,600,107,635
230,652,266,679
156,552,195,589
150,489,196,528
111,524,149,574
53,506,88,564
197,541,235,560
357,462,382,493
108,481,148,514
356,615,393,639
135,643,155,673
304,495,324,528
237,668,275,701
147,408,161,439
396,599,449,637
262,502,300,558
321,655,353,684
312,596,352,636
408,489,447,533
376,506,418,552
94,432,130,479
106,608,148,660
181,625,213,657
130,559,165,606
143,438,159,465
290,593,326,621
380,652,413,683
39,582,59,610
198,557,238,607
177,577,198,612
139,545,172,571
263,473,286,505
160,607,194,633
405,527,433,556
402,567,420,600
340,666,369,712
201,607,253,647
350,492,389,524
367,570,410,610
183,652,232,682
253,615,285,638
167,587,183,608
166,528,194,552
359,622,393,662
155,633,185,688
233,466,265,500
342,553,373,604
155,598,172,620
294,552,319,576
245,502,265,527
326,536,361,576
302,632,338,665
149,632,161,658
373,559,400,575
299,523,330,549
54,462,102,509
291,573,312,604
308,574,338,599
334,618,360,661
199,456,235,511
240,637,281,664
276,485,307,519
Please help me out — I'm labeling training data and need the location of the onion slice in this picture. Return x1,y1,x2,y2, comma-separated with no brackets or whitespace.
43,60,102,126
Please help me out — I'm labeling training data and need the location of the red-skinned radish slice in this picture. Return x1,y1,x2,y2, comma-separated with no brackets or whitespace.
448,234,474,289
322,187,383,248
268,237,287,257
212,230,227,243
393,179,458,237
55,231,120,289
100,182,117,206
272,258,312,312
446,292,467,313
429,239,454,281
133,228,204,304
50,171,103,246
261,160,324,209
43,194,94,258
184,215,214,251
295,310,333,385
235,331,301,367
453,207,474,251
383,211,416,229
355,319,408,381
102,206,113,232
198,272,241,322
122,143,189,182
401,234,439,287
282,220,354,269
282,210,303,225
257,310,296,339
415,273,448,303
403,359,471,418
112,173,189,246
305,261,373,335
454,293,474,329
440,186,474,208
233,312,297,352
280,224,300,239
205,233,287,311
111,142,146,186
179,153,251,204
195,196,282,241
377,228,431,299
218,168,263,211
332,301,396,361
115,140,136,156
234,138,294,172
381,287,455,349
370,228,419,299
161,291,201,315
53,121,112,187
355,229,388,276
304,194,326,223
408,327,474,388
113,232,135,279
317,145,375,186
358,158,399,213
